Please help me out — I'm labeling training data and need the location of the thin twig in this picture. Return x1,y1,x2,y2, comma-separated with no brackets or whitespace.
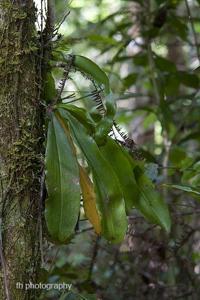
38,170,45,266
55,55,75,103
147,42,160,104
87,236,100,281
53,11,70,35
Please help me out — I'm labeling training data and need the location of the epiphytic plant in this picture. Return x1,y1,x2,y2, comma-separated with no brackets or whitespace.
43,41,171,244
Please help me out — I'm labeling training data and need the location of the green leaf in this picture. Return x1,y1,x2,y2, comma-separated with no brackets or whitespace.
94,93,116,145
73,56,116,145
179,131,200,144
183,174,200,188
134,166,171,232
133,53,148,66
59,108,127,243
45,113,81,243
74,55,110,94
178,71,199,89
169,16,188,41
42,72,57,102
88,34,117,46
58,103,95,134
163,184,200,196
169,146,186,167
99,137,139,213
155,56,177,72
123,73,138,89
162,73,180,96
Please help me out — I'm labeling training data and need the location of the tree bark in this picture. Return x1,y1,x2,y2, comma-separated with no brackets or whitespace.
0,1,44,299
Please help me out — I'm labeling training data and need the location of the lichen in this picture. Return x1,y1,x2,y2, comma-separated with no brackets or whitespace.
0,1,44,299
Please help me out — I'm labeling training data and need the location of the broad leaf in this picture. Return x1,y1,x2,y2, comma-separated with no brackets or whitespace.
100,137,139,213
79,165,101,235
134,166,171,232
155,56,177,72
45,113,81,243
178,71,199,89
123,73,138,89
59,108,127,243
58,103,95,134
74,55,110,94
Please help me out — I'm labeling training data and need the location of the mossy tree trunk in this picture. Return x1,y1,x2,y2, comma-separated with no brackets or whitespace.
0,1,45,299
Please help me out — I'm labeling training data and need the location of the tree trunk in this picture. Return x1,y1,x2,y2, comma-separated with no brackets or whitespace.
0,1,44,299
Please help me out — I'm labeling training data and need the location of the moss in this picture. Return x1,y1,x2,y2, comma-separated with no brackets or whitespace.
0,1,45,299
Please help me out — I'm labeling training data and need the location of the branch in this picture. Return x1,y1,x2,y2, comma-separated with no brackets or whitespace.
87,236,100,281
46,0,55,35
184,0,200,64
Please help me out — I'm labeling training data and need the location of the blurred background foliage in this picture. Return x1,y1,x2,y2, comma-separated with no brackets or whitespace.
40,0,200,299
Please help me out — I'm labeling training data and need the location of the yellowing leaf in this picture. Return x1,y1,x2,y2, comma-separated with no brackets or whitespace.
59,108,127,243
79,166,101,235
